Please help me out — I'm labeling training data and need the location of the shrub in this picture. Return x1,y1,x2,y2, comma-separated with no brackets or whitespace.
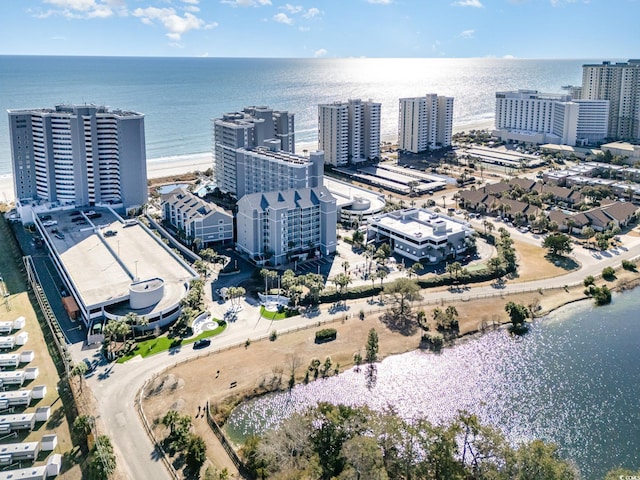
421,332,444,351
602,266,616,280
583,275,595,287
269,330,278,341
592,285,612,306
315,328,337,343
622,260,636,271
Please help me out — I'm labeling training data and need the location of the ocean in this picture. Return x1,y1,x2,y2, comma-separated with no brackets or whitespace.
0,56,599,177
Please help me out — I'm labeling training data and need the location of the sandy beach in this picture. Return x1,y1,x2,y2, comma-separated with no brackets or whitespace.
0,119,495,206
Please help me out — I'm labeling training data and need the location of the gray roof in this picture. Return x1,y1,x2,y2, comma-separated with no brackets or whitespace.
238,186,335,214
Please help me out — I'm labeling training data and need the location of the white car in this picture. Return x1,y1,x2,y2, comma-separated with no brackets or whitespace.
42,220,57,227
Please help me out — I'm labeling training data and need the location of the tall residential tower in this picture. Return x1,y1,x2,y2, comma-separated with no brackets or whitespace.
212,106,295,195
8,104,147,210
318,99,381,166
398,94,453,153
582,60,640,141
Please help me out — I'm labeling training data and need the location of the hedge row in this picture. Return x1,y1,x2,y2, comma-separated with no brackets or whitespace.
317,264,513,304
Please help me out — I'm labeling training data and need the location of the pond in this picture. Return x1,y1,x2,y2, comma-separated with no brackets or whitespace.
226,292,640,479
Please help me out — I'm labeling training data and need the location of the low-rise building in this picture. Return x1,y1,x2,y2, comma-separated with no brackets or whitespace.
236,186,337,266
367,208,473,263
162,188,233,246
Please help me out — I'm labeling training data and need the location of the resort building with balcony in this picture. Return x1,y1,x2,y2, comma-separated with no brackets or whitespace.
318,99,381,166
398,94,453,153
8,104,147,218
235,186,337,266
161,187,233,246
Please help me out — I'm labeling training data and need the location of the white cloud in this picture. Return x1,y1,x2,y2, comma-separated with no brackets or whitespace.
303,7,321,18
451,0,484,7
182,0,200,4
314,48,328,57
133,7,217,40
366,0,392,4
503,54,516,59
41,0,115,18
273,12,294,24
221,0,272,6
460,29,475,38
282,4,303,13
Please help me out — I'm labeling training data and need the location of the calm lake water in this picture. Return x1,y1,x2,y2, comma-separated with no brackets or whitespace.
226,292,640,479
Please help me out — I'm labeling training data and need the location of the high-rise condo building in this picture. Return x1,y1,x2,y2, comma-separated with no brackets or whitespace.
494,90,609,146
581,60,640,140
398,94,453,154
213,106,295,194
8,104,147,210
318,99,381,166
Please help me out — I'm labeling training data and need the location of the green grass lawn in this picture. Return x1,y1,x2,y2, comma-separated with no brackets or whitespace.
260,306,299,321
117,323,226,363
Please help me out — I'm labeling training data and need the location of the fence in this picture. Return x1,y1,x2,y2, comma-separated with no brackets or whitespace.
205,401,254,479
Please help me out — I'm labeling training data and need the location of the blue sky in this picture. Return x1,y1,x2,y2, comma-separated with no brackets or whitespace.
1,0,638,58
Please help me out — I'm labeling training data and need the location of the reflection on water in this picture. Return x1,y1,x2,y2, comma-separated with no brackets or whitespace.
226,293,640,479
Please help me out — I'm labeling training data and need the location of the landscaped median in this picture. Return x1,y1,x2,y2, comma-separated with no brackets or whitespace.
117,322,226,363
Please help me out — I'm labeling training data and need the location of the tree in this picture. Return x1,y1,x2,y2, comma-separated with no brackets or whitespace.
352,229,365,247
505,301,529,331
365,328,379,364
193,259,210,279
162,410,180,436
407,262,423,278
340,435,388,480
583,226,595,249
383,278,422,318
89,435,117,479
341,260,350,274
331,273,352,298
300,273,325,305
186,434,207,471
71,361,88,393
375,243,391,265
542,233,573,256
73,414,93,437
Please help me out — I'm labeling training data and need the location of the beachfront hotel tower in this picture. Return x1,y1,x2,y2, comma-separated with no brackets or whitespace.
317,99,381,166
398,94,453,154
494,90,609,146
7,104,147,210
212,106,297,195
582,60,640,141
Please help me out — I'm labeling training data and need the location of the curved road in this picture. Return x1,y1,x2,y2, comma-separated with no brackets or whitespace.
84,232,640,480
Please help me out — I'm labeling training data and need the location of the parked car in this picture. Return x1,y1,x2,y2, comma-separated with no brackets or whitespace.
43,220,57,227
54,232,65,240
193,338,211,349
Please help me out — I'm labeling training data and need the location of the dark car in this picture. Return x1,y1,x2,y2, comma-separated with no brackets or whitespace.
193,338,211,349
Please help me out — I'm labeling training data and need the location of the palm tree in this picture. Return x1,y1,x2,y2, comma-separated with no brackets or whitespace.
342,260,350,274
71,362,88,393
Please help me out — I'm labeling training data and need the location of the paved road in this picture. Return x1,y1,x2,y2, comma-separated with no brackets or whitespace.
84,232,640,480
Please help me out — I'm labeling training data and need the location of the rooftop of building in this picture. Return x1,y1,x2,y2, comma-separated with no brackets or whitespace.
370,208,471,241
238,146,316,165
38,207,196,312
8,104,143,117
